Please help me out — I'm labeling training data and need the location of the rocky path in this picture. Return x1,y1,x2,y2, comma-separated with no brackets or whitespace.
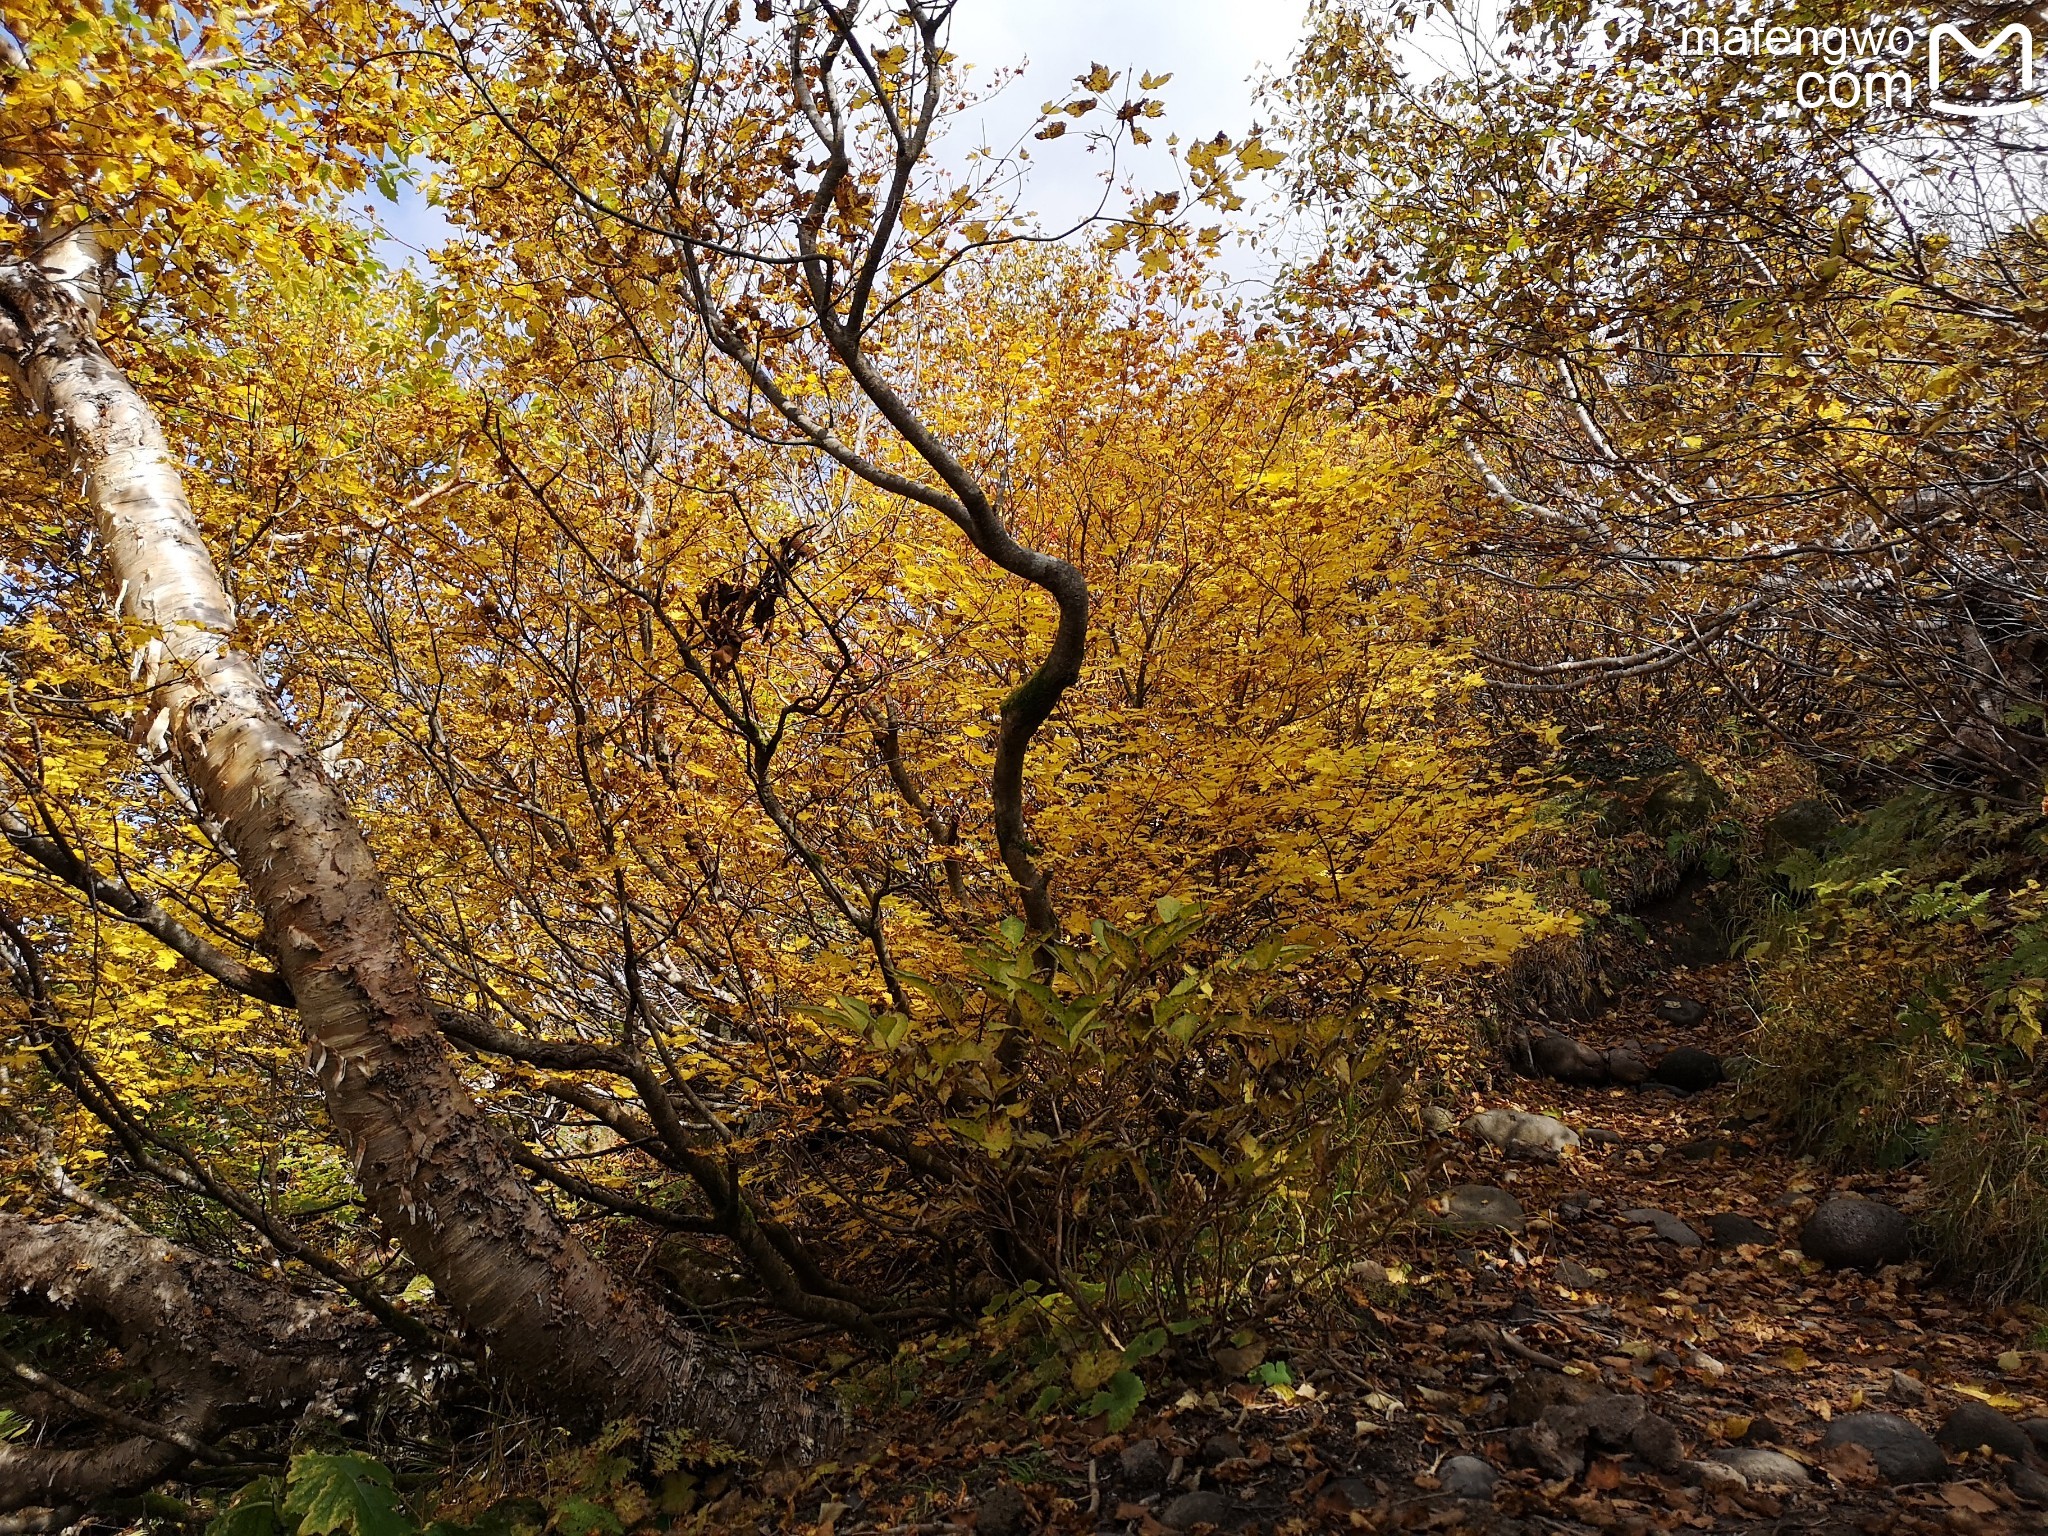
817,963,2048,1535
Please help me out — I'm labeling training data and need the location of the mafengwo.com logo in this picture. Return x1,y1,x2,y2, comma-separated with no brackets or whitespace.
1929,19,2034,114
1675,14,2045,115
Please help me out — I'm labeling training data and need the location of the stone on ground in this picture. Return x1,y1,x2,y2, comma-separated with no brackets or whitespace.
1822,1412,1949,1483
1605,1046,1649,1085
1463,1109,1579,1156
2013,1464,2048,1506
1709,1447,1812,1488
1555,1257,1599,1289
1509,1393,1685,1476
2026,1418,2048,1453
1200,1432,1243,1465
1419,1104,1457,1133
1162,1490,1245,1530
1685,1458,1747,1491
1800,1196,1912,1269
1505,1368,1605,1426
1652,995,1708,1026
1619,1208,1704,1247
976,1483,1029,1536
1643,763,1728,833
1119,1437,1169,1490
1650,1045,1724,1091
1936,1402,2034,1463
1765,799,1839,850
1530,1032,1609,1085
1442,1184,1527,1232
1437,1455,1499,1499
1704,1211,1776,1247
1315,1477,1373,1513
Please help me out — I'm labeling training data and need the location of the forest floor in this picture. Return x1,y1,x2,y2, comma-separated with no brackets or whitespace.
794,960,2048,1536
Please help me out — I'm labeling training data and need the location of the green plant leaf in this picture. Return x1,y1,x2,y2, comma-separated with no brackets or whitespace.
208,1478,288,1536
548,1500,621,1536
1086,1368,1145,1431
283,1454,413,1536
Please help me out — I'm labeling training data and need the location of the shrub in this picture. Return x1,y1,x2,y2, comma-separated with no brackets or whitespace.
804,900,1417,1341
1741,791,2048,1295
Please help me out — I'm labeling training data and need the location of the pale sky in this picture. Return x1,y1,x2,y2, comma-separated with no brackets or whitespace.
941,0,1311,230
380,2,1309,266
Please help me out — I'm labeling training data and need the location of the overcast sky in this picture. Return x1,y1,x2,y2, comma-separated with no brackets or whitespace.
380,2,1309,265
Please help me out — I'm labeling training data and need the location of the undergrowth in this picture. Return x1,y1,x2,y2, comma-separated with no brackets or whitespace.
1739,789,2048,1299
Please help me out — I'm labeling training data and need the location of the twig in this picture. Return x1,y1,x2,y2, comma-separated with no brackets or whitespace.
0,1342,232,1464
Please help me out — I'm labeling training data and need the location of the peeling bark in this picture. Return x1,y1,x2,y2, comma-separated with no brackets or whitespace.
0,229,833,1461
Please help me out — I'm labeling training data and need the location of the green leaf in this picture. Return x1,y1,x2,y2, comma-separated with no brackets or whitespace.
1086,1369,1146,1431
1123,1327,1169,1363
1254,1359,1294,1387
283,1454,413,1536
547,1501,620,1536
208,1478,288,1536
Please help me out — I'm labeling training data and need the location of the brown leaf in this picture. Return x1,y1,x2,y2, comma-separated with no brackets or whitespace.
1942,1484,2001,1515
1819,1440,1881,1486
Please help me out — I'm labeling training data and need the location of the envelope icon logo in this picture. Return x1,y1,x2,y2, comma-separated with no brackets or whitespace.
1929,21,2039,116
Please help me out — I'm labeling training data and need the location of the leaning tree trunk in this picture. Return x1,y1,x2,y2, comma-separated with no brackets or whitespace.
0,228,827,1459
0,1212,380,1517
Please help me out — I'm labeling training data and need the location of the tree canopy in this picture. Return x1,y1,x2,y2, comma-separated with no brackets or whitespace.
5,2,2048,1532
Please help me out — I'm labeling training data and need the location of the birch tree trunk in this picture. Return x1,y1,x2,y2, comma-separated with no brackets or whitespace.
0,228,828,1460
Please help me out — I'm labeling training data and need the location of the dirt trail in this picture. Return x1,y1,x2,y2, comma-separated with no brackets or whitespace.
822,963,2048,1534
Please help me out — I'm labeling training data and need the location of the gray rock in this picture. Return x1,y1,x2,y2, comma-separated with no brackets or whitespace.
1652,996,1708,1027
1937,1402,2033,1463
1420,1104,1458,1133
2026,1418,2048,1453
1620,1208,1704,1248
1709,1447,1811,1488
1766,799,1839,850
1650,1046,1724,1092
1443,1184,1527,1233
976,1483,1029,1536
1643,762,1728,834
1705,1212,1776,1247
1161,1490,1243,1531
1626,1409,1687,1470
1531,1032,1609,1085
1464,1110,1579,1157
1505,1368,1605,1426
1506,1416,1582,1480
1438,1455,1499,1500
1685,1458,1748,1492
1605,1047,1649,1085
1119,1437,1169,1490
2013,1464,2048,1506
1892,1371,1931,1405
1555,1257,1599,1289
1801,1197,1912,1269
1317,1477,1374,1513
1822,1413,1949,1483
1583,1127,1623,1146
1510,1393,1685,1477
1345,1258,1392,1296
1200,1432,1243,1465
1732,1414,1788,1446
